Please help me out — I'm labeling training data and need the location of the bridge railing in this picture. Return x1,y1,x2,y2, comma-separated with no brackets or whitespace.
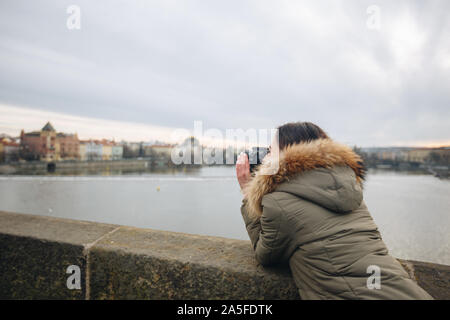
0,211,448,299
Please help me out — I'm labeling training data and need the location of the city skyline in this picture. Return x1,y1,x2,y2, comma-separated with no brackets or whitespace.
1,103,449,148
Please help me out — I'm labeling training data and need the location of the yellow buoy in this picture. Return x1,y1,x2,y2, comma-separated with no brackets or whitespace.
156,186,160,192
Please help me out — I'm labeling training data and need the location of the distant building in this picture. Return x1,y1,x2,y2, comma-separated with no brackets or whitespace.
364,147,449,165
0,137,20,163
122,142,142,158
394,150,410,162
101,140,113,160
20,122,79,161
426,147,450,166
57,132,79,160
380,151,395,161
143,144,174,158
79,140,103,161
111,143,123,160
407,148,432,164
79,142,87,161
379,148,410,162
79,139,123,161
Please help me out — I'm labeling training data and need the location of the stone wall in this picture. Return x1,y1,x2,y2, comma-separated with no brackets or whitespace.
0,211,448,300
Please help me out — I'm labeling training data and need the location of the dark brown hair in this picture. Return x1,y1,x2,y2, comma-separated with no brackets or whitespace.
277,122,329,150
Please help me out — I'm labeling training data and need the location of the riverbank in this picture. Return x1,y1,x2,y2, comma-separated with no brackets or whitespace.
0,158,172,175
365,162,449,179
1,159,449,180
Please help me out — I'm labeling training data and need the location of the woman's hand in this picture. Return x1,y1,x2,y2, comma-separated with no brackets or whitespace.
236,152,251,190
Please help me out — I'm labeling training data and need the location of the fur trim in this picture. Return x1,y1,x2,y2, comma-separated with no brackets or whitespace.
242,138,366,219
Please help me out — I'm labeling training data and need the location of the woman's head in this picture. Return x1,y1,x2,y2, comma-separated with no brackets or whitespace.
277,122,329,150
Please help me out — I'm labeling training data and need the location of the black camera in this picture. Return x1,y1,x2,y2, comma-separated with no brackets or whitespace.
244,147,270,173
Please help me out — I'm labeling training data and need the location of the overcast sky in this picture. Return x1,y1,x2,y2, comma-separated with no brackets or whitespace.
0,0,449,147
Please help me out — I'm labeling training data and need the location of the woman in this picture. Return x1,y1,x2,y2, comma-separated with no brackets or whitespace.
236,122,432,300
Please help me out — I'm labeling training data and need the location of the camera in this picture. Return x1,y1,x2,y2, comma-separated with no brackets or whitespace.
244,147,270,173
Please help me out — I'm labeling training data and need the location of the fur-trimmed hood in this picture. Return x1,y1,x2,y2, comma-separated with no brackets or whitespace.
243,138,366,219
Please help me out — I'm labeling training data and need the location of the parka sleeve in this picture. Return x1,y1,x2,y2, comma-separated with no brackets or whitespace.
240,194,291,266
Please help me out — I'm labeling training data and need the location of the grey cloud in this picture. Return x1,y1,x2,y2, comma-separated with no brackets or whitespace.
0,0,449,146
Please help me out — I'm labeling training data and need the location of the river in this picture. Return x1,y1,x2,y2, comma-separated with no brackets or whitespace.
0,166,449,265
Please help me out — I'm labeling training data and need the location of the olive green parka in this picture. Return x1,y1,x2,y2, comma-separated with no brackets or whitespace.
241,138,433,300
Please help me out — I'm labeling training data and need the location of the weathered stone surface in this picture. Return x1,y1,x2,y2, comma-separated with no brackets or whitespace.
0,211,117,299
398,259,450,300
1,211,449,300
89,226,299,299
0,211,118,245
0,233,86,299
